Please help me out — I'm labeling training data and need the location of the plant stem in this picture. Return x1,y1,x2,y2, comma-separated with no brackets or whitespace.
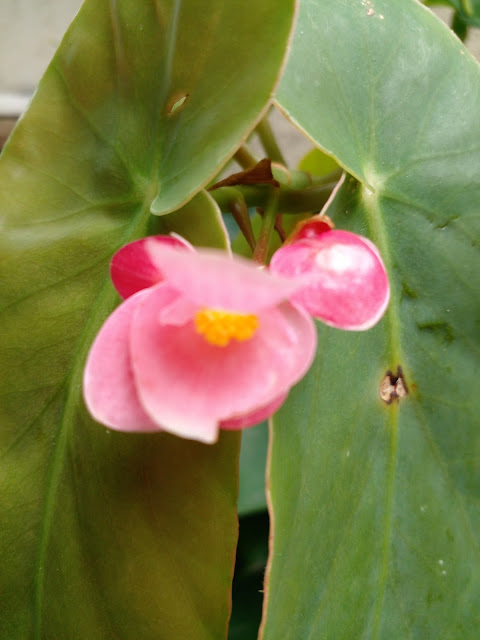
211,181,337,216
310,167,344,186
253,188,280,264
256,117,287,166
460,0,474,17
234,145,258,169
451,11,468,41
229,195,256,251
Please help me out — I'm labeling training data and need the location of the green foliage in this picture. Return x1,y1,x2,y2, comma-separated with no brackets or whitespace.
434,0,480,27
261,0,480,637
1,0,479,638
228,512,270,640
0,0,295,637
297,147,339,177
237,425,269,517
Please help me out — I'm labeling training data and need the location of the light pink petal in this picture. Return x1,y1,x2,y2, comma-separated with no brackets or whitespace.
130,286,316,443
220,393,288,430
111,235,194,299
83,291,159,432
145,240,304,312
270,230,390,331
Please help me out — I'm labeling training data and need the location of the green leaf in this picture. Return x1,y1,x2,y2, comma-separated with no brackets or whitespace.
237,424,269,516
263,0,480,637
0,0,296,637
297,147,339,176
159,189,230,249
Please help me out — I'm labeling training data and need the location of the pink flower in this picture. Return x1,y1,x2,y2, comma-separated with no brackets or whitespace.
110,233,194,299
270,224,390,331
83,236,317,443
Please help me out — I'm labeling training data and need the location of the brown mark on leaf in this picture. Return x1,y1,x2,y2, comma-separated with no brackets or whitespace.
380,366,408,404
208,158,280,190
166,92,189,115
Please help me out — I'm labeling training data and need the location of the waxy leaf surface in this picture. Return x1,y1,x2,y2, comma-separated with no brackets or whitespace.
263,1,480,638
0,0,296,637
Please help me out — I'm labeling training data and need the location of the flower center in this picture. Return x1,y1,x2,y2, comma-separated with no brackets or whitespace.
194,309,259,347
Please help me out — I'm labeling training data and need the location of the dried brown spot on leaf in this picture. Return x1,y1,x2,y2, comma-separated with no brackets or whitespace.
380,366,408,404
166,92,189,115
209,158,280,190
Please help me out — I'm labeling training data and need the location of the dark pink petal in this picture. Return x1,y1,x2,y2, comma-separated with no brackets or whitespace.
270,230,390,331
111,234,193,299
145,240,304,313
130,286,316,443
286,214,334,243
220,393,288,430
83,291,158,431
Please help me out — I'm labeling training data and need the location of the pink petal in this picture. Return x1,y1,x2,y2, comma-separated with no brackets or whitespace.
286,214,334,243
145,240,304,312
220,393,288,430
83,291,158,431
270,230,390,331
111,234,194,299
130,286,316,444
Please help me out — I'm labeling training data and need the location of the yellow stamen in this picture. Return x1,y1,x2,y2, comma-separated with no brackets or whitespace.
194,309,259,347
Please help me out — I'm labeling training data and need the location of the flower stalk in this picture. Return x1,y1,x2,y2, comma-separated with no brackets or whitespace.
211,181,337,216
228,194,256,251
233,144,258,169
253,187,280,264
256,116,287,166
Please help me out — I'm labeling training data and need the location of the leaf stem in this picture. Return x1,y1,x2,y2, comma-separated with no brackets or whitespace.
451,11,469,41
228,194,256,251
253,188,280,264
256,116,287,166
211,182,336,216
234,145,258,169
310,167,344,186
460,0,474,17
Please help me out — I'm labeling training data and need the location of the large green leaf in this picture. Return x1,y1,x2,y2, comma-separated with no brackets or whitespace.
0,0,296,637
262,1,480,637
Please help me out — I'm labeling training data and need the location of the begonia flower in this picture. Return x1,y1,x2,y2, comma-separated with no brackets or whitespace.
284,214,334,242
110,234,194,299
83,236,317,444
270,225,390,331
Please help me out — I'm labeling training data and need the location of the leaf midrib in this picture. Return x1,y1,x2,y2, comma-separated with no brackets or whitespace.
31,0,183,629
361,185,402,640
32,198,152,637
